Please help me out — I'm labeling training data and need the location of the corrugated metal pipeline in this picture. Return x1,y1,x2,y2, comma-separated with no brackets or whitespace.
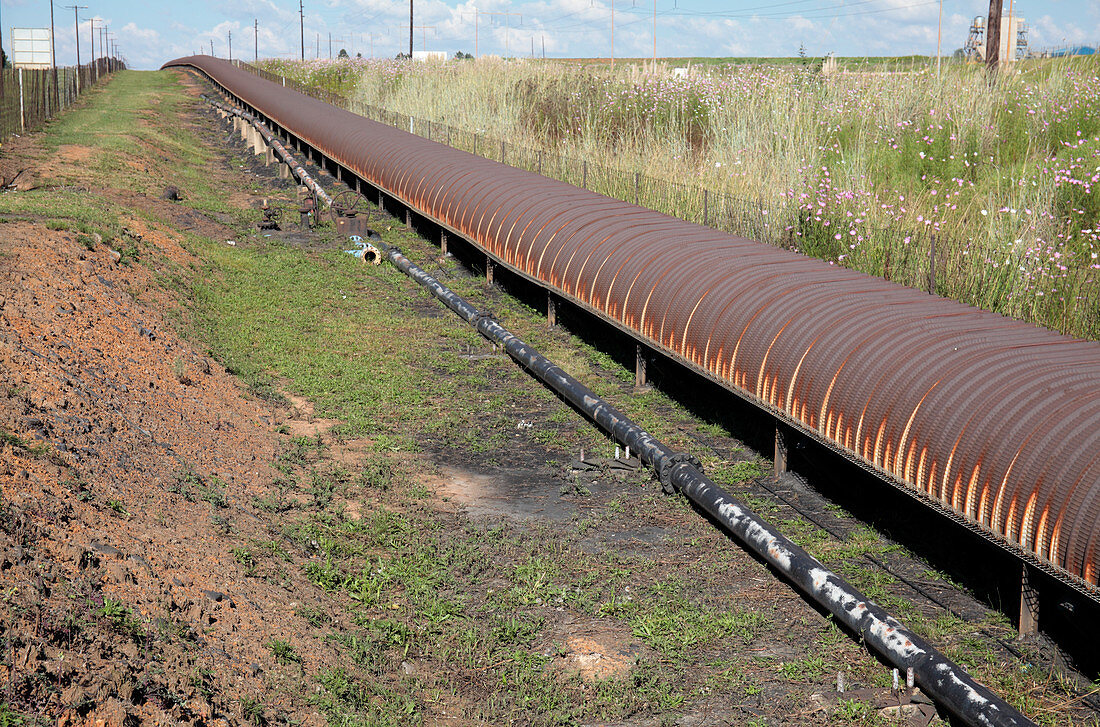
202,93,332,207
164,56,1100,596
211,80,1037,727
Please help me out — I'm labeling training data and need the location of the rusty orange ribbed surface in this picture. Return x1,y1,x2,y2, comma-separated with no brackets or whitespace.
165,56,1100,590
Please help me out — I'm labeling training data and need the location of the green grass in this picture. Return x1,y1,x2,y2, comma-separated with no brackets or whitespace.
175,124,1100,725
0,428,52,458
0,71,254,243
266,639,302,665
192,242,453,445
42,71,239,215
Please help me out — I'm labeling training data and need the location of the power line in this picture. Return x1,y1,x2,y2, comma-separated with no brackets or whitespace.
412,25,435,51
616,0,938,22
49,0,60,112
539,0,937,37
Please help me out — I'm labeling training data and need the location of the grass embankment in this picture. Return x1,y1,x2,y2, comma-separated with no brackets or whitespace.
2,68,1096,726
261,55,1100,339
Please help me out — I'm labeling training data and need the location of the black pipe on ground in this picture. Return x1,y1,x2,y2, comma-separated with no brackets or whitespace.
211,91,1035,727
385,245,1033,727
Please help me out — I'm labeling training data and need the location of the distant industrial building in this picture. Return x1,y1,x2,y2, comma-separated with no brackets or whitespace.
1042,45,1097,58
963,14,1028,62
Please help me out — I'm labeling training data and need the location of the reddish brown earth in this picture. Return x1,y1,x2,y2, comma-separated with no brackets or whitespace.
0,139,341,727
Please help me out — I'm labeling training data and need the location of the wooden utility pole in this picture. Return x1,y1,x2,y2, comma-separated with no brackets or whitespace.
228,30,232,61
986,0,1003,74
254,19,259,61
299,0,305,60
935,0,943,82
610,0,614,67
328,33,347,58
65,6,87,92
1008,0,1016,60
49,0,60,112
409,0,414,57
88,18,97,81
412,26,434,51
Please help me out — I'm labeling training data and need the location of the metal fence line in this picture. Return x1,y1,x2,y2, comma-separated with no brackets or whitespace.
1,57,125,146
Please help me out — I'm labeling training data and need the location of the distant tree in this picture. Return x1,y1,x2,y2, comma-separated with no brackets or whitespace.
798,43,808,66
952,48,965,61
356,52,362,58
1,47,8,68
454,51,473,60
395,52,410,60
338,48,349,58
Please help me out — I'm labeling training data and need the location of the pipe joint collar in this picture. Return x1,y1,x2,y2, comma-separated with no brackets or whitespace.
659,452,702,494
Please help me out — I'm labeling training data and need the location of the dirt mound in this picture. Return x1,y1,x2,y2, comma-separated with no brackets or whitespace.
0,221,334,725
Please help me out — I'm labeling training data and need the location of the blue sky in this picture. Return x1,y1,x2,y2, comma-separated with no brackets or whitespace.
2,0,1096,70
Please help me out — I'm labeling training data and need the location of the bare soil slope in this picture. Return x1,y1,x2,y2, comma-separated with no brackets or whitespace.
0,76,340,727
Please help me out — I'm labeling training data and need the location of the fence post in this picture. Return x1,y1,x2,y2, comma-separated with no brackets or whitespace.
538,150,543,176
19,69,26,132
282,76,286,87
634,171,639,205
703,189,709,226
928,234,937,294
583,160,588,189
501,140,505,164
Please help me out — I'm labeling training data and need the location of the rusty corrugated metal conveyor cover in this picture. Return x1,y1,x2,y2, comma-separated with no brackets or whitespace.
165,56,1100,592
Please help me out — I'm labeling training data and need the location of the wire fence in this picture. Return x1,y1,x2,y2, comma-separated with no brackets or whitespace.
234,60,1099,339
1,58,126,144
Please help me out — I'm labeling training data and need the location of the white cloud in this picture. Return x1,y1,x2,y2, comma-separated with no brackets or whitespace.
1028,14,1098,49
121,22,160,43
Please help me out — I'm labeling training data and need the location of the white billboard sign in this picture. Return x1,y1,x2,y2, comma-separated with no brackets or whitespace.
11,28,53,69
